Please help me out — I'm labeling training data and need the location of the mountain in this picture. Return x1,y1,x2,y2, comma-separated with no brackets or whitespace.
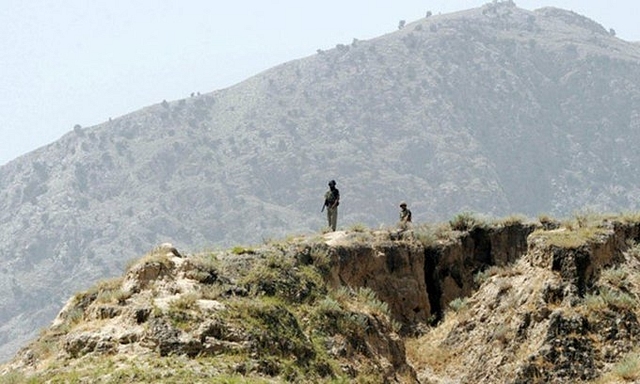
3,0,640,361
3,214,640,383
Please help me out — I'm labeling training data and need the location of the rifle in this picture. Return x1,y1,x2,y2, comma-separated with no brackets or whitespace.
321,200,326,212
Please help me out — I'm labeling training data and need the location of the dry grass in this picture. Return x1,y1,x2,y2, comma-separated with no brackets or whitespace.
612,352,640,381
405,336,454,373
449,211,486,232
127,249,174,272
531,225,609,248
405,313,462,379
594,349,640,383
494,214,527,226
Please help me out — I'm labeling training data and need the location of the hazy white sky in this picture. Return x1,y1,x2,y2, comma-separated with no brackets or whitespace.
1,0,638,166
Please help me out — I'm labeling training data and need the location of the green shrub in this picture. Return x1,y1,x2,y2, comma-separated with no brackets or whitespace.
582,287,637,313
355,287,390,317
600,288,637,310
0,371,26,384
309,247,331,275
240,254,325,303
413,224,438,246
231,246,255,255
601,267,629,289
170,292,200,311
613,352,640,380
317,297,342,313
448,297,467,312
449,212,484,232
96,288,131,305
473,268,494,286
532,225,608,249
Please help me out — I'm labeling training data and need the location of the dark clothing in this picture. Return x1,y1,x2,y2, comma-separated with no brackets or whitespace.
324,187,340,231
324,187,339,208
400,207,412,223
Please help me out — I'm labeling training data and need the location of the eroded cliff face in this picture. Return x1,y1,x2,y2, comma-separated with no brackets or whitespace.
6,217,640,383
325,223,535,328
424,223,535,321
410,218,640,383
325,219,640,383
325,238,431,328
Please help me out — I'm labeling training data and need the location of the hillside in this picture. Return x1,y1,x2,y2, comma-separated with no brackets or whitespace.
4,213,640,383
3,0,640,362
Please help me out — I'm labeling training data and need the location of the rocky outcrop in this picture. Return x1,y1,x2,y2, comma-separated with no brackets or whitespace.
4,238,419,383
7,217,640,383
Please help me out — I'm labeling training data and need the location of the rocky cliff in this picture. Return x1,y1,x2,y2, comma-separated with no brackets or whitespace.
4,213,640,383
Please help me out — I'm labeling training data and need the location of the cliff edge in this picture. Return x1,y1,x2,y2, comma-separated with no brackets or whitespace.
4,213,640,383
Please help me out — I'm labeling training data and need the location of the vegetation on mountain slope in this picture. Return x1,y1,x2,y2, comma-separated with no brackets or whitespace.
3,0,640,365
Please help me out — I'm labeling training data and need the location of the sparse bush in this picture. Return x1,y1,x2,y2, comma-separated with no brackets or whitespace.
582,287,637,313
532,221,609,248
601,267,628,289
0,371,25,384
184,269,213,283
497,280,512,295
199,284,224,300
185,253,220,284
309,246,331,274
231,246,255,255
190,252,219,270
96,288,131,305
127,248,174,272
474,266,503,286
241,253,325,303
448,297,467,312
348,222,368,232
413,224,438,246
620,212,640,223
63,307,84,328
27,332,60,362
166,293,200,330
538,214,560,230
449,212,483,232
242,301,315,364
613,352,640,380
170,292,200,311
496,214,526,226
331,286,352,306
582,293,607,313
347,230,374,244
600,288,637,310
490,324,509,345
317,297,342,313
356,287,390,317
625,241,640,262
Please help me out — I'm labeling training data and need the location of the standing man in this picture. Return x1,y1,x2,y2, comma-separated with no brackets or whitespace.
323,180,340,231
400,201,411,228
398,201,412,230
